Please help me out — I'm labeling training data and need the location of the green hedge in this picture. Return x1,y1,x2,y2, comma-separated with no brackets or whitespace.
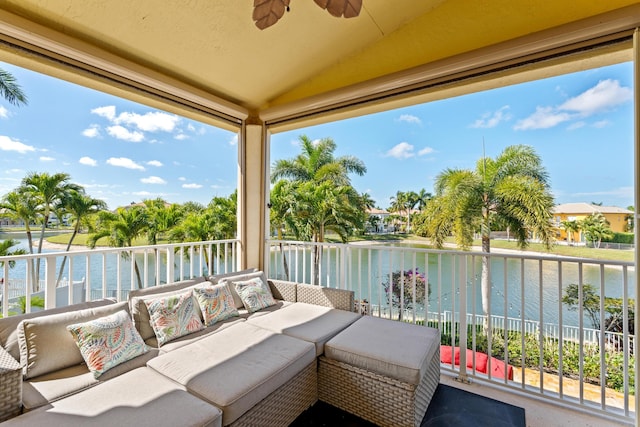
603,232,634,244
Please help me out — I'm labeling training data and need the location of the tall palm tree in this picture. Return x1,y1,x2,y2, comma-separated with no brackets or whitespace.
54,190,107,285
415,188,432,211
270,135,366,284
0,189,39,254
88,207,149,289
0,239,27,268
422,145,555,317
0,68,27,106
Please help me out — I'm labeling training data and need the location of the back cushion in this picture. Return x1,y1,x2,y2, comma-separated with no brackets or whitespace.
0,298,116,361
17,301,129,379
129,277,206,341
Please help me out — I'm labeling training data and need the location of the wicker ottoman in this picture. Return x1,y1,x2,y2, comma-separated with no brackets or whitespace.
319,316,440,427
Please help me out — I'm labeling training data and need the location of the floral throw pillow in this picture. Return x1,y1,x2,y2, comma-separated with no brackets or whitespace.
193,283,239,326
144,290,204,345
232,276,276,313
67,310,149,378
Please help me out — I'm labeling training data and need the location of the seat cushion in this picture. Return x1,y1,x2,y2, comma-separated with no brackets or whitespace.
8,367,222,427
147,322,315,425
246,302,361,356
147,317,245,352
22,349,159,411
324,316,439,385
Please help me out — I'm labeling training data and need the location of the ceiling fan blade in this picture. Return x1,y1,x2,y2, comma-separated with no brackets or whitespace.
253,0,291,30
314,0,362,18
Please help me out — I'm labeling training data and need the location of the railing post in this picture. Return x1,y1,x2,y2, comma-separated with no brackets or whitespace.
167,247,175,284
339,244,347,290
456,254,470,383
44,255,57,310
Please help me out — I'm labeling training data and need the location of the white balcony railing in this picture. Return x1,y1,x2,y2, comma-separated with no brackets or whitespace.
1,239,239,317
266,239,636,425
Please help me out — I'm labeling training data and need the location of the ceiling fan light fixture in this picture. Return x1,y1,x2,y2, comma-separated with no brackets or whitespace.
253,0,362,30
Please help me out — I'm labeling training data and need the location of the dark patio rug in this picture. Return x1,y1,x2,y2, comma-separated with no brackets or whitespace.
291,384,526,427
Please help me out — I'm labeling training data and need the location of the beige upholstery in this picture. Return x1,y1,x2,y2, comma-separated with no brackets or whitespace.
237,300,294,319
3,367,223,427
22,349,159,411
146,317,246,352
246,302,361,356
0,299,115,361
325,316,440,385
147,322,315,426
296,283,354,312
17,302,129,379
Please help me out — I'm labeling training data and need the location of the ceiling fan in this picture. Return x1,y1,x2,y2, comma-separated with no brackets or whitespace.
253,0,363,30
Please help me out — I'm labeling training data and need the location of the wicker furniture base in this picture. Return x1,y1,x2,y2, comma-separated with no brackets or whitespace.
0,348,22,422
229,361,317,427
318,351,440,427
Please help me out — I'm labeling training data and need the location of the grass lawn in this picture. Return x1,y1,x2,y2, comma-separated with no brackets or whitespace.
46,233,150,247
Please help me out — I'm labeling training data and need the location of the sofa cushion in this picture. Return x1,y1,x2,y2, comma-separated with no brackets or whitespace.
11,367,223,427
0,299,116,361
144,290,204,346
67,309,149,378
147,322,315,426
148,317,245,352
213,270,266,309
22,349,159,411
193,283,239,326
228,275,276,313
17,301,129,380
246,302,360,356
324,316,440,385
129,277,206,341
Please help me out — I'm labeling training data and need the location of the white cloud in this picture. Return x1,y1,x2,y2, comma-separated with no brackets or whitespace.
0,106,8,119
187,124,196,132
182,183,203,189
79,156,98,166
82,124,101,138
91,106,116,121
174,133,188,140
132,191,153,197
147,160,163,167
115,111,179,132
592,120,611,128
178,176,186,181
418,147,434,156
141,176,167,184
515,79,631,131
471,105,511,128
39,156,55,162
397,114,421,125
566,121,586,131
514,106,572,130
107,157,145,171
229,134,238,145
0,135,36,153
107,125,144,142
573,186,633,199
559,79,632,116
385,142,415,159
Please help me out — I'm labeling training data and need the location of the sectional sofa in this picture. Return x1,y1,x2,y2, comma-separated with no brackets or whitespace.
0,269,362,426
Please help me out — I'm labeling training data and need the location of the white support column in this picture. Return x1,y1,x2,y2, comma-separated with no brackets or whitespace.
633,28,639,427
237,118,269,270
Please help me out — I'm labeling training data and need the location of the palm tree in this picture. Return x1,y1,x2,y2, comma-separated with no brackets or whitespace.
0,239,27,268
88,206,149,289
415,188,432,211
55,190,107,285
580,213,614,248
271,135,366,186
421,145,555,317
0,189,39,255
561,220,580,245
0,68,27,106
270,135,366,284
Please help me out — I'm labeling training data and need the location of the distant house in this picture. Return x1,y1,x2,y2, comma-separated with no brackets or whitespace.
553,203,632,242
365,208,391,233
0,208,24,227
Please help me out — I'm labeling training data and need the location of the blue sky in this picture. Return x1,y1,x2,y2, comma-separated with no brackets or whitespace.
0,61,634,210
